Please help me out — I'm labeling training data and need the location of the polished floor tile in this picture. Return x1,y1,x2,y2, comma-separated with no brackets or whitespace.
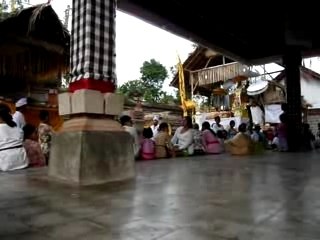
0,151,319,239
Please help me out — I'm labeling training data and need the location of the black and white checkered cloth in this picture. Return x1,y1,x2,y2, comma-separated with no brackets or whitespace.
71,0,116,84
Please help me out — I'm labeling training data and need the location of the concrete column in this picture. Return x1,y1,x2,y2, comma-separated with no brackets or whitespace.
283,47,302,152
49,0,135,185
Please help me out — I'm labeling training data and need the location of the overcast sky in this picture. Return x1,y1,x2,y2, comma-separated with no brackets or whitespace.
29,0,320,94
30,0,193,93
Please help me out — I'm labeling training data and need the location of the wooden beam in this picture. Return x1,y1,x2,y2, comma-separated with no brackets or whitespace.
204,56,212,68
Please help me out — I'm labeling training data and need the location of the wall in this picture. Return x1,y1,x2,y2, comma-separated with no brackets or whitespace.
280,70,320,108
300,72,320,108
307,108,320,135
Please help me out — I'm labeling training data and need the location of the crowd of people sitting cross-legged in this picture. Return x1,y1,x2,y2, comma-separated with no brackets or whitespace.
0,101,53,171
120,114,266,161
121,108,320,161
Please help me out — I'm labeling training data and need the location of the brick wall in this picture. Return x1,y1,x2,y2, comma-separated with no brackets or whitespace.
307,108,320,135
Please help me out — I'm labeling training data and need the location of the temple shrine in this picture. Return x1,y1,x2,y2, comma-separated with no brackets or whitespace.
0,4,70,130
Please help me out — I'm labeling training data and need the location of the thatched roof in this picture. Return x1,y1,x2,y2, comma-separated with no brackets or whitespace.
0,4,70,95
0,4,69,53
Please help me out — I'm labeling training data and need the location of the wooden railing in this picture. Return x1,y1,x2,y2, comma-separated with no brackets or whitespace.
190,62,250,86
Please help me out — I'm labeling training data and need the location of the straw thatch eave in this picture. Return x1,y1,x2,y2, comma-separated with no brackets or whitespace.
0,34,67,54
0,4,70,95
0,4,70,52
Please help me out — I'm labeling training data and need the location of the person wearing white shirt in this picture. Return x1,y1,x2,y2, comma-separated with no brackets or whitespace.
150,115,160,139
250,105,264,125
211,116,224,134
12,98,27,129
0,103,28,171
171,116,194,156
120,115,140,158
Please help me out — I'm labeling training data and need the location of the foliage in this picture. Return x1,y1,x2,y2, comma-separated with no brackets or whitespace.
139,59,168,103
117,80,144,98
159,90,181,105
159,92,175,104
118,59,179,104
140,59,168,87
174,89,181,104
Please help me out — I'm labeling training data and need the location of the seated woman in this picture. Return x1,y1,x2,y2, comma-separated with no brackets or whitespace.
171,116,194,156
0,103,28,171
154,122,173,158
140,127,155,160
23,124,46,167
201,121,223,154
225,123,253,155
227,120,238,139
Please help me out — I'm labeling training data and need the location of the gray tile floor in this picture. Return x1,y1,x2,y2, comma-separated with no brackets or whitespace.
1,151,320,239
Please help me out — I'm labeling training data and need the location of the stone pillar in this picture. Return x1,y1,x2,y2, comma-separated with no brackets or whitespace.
283,47,302,152
49,0,135,185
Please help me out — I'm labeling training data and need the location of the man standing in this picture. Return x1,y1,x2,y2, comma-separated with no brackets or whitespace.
12,98,27,129
249,99,264,126
150,115,160,138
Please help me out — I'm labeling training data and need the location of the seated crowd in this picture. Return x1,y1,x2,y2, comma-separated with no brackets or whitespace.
0,102,52,171
121,114,269,161
2,98,317,171
121,111,320,161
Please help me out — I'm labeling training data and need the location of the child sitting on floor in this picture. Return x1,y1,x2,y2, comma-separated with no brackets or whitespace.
154,122,173,158
23,124,45,167
140,127,155,160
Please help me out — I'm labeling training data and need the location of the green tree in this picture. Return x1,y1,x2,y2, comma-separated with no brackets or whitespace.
140,59,168,103
117,80,144,98
174,89,181,105
119,59,170,104
140,59,168,87
159,92,175,104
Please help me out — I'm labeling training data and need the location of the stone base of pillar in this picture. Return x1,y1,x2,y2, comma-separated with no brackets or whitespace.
49,90,135,185
48,119,135,185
